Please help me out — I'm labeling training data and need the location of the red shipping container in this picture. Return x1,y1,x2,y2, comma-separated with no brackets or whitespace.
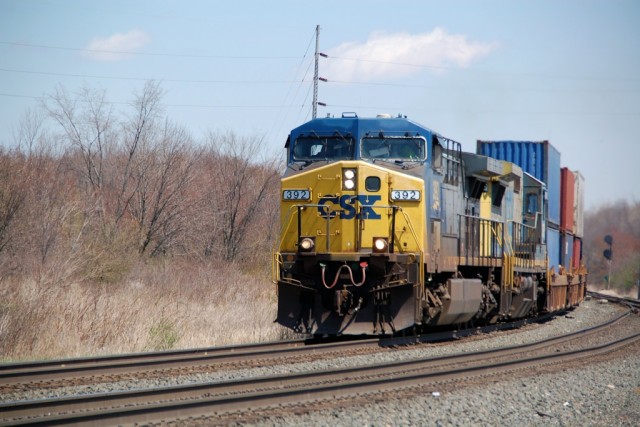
560,168,575,233
572,237,582,271
573,171,585,238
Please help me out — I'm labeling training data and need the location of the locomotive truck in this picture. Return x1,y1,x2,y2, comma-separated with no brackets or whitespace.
274,113,586,335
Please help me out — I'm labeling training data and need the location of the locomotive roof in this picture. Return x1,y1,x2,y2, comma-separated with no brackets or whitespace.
285,114,438,148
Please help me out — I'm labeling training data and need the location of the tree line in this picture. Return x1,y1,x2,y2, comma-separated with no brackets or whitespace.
0,82,281,285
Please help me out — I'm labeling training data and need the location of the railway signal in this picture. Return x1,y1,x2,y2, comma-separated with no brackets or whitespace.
603,235,613,289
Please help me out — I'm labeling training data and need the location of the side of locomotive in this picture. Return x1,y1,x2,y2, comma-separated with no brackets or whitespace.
274,114,586,335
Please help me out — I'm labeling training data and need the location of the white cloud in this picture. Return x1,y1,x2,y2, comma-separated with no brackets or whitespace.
84,29,151,61
324,28,499,81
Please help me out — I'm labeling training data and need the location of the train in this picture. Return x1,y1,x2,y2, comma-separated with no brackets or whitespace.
273,113,587,336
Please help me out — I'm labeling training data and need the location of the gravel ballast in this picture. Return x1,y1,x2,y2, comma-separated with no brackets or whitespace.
249,347,638,427
244,300,640,427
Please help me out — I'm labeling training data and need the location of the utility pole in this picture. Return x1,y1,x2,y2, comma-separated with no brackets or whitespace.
312,25,320,119
311,25,327,119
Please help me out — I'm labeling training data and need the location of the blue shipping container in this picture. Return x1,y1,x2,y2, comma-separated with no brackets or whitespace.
477,140,561,226
546,227,561,272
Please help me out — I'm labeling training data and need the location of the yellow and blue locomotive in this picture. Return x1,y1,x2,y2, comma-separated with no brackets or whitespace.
274,113,586,335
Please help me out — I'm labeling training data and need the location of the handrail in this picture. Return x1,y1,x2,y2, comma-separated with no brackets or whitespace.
397,207,425,289
275,203,334,253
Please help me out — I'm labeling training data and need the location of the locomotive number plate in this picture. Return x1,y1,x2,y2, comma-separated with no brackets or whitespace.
391,190,421,201
283,189,311,200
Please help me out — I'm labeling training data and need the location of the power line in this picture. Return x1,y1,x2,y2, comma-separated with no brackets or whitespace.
266,27,317,144
0,92,310,109
326,103,640,116
0,92,40,100
0,40,298,60
0,67,295,84
324,78,639,93
325,54,640,82
328,55,449,70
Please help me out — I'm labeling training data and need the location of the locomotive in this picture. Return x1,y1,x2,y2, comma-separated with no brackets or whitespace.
274,113,586,335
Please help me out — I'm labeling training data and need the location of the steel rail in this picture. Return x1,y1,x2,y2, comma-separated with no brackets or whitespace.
1,311,634,425
0,310,566,386
587,290,640,312
0,338,308,374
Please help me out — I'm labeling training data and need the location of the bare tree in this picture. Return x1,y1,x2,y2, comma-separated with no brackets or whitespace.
127,120,199,256
0,108,45,260
0,149,28,255
12,107,47,154
113,81,164,228
202,131,280,262
44,85,115,224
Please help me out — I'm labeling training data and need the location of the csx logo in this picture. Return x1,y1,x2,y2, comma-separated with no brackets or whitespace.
317,195,381,220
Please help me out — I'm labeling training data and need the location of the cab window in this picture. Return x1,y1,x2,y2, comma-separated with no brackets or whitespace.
292,135,354,161
361,136,426,161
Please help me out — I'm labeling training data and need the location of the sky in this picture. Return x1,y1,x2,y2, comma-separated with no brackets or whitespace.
1,0,639,210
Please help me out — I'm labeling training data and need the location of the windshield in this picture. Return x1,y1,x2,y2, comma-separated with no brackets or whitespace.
292,135,355,161
361,136,426,161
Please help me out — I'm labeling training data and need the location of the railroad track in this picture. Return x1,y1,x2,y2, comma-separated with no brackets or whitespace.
587,290,640,312
0,313,555,394
0,338,310,391
1,310,637,426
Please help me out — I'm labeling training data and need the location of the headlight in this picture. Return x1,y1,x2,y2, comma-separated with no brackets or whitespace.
343,169,356,190
372,237,389,253
299,237,315,252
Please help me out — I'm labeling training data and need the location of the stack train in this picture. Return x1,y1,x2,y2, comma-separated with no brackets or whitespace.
274,113,586,336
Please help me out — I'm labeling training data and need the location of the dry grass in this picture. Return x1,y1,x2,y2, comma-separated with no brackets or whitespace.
0,261,294,362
